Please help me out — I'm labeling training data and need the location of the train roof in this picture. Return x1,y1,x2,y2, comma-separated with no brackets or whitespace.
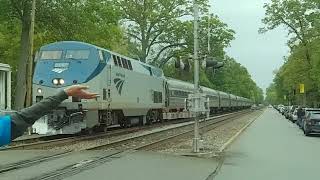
167,78,251,100
40,41,164,78
166,78,194,92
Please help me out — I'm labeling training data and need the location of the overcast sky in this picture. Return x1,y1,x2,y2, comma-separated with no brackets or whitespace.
209,0,289,92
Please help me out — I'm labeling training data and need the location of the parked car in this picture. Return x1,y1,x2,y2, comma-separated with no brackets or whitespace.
284,106,292,119
291,109,298,123
281,106,289,116
279,106,285,114
251,104,258,110
277,104,284,112
303,111,320,136
288,106,298,121
301,108,320,131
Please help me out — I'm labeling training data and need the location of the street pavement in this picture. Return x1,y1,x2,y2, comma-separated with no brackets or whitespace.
214,108,320,180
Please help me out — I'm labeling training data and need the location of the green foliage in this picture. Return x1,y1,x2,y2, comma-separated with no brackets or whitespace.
0,0,262,105
121,0,262,102
0,0,126,108
118,0,211,63
263,0,320,107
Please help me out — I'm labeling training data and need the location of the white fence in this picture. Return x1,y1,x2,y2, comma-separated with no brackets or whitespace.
0,63,11,110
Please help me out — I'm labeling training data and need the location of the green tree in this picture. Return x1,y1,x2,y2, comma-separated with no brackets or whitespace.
118,0,210,63
261,0,320,64
0,0,124,109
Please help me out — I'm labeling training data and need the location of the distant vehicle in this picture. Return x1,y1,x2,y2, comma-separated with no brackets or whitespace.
268,105,272,108
291,109,298,123
284,107,291,119
277,104,284,110
303,111,320,136
251,104,258,110
288,106,298,122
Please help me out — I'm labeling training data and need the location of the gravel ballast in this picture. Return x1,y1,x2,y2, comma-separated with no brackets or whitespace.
152,110,264,155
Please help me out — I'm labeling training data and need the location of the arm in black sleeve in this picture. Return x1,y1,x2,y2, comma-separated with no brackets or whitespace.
10,90,69,139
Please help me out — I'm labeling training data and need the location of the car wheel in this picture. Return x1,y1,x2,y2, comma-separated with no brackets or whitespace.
304,130,310,136
303,123,310,136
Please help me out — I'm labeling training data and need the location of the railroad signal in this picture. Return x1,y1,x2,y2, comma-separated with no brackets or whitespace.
201,57,224,69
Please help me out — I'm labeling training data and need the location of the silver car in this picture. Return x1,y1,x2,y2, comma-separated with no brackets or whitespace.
291,109,298,122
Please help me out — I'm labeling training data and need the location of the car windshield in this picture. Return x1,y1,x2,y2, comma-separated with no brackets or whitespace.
306,109,320,113
311,113,320,119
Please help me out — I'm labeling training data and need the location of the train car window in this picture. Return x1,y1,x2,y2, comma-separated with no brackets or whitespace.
113,55,118,66
151,68,163,77
170,90,174,96
116,56,123,67
153,91,163,103
41,51,62,60
127,60,133,70
66,50,90,60
142,65,152,75
121,58,129,69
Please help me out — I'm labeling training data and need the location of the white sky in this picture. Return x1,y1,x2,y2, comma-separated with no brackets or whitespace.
210,0,289,92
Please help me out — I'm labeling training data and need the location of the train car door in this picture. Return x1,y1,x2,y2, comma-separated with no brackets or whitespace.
164,81,170,107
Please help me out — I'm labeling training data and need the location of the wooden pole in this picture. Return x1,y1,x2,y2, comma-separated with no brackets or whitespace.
26,0,36,107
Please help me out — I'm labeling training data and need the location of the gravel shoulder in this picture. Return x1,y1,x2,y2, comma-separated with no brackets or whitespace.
152,110,264,155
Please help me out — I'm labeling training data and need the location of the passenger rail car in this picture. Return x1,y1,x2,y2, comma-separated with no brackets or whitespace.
32,41,253,135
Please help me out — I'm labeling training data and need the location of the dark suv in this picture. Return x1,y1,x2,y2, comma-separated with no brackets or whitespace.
303,110,320,136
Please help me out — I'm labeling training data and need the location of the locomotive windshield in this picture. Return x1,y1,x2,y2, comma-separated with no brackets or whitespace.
65,50,90,60
41,50,62,60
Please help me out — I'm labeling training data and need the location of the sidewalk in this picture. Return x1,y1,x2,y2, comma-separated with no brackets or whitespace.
214,109,320,180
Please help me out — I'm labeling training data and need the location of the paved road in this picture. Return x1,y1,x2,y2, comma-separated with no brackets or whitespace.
215,108,320,180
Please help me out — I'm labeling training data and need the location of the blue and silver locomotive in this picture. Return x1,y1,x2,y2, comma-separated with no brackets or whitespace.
32,41,252,134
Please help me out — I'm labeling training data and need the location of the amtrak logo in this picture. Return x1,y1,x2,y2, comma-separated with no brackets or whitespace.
52,68,67,73
114,78,125,95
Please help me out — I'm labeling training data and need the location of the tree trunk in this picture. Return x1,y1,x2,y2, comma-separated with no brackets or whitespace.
140,31,148,63
14,16,31,110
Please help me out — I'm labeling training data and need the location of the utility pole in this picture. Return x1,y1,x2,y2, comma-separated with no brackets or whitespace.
183,0,224,153
207,13,212,54
192,0,201,153
26,0,36,107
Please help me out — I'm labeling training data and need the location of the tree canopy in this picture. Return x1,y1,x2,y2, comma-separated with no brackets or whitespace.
263,0,320,107
0,0,263,108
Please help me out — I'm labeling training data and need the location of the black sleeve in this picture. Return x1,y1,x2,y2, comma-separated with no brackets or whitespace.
10,90,69,139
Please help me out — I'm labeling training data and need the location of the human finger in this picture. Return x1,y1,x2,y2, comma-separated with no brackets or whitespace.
77,85,89,90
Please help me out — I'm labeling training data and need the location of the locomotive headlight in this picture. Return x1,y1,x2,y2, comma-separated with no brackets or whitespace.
53,79,59,85
37,88,42,94
59,79,65,85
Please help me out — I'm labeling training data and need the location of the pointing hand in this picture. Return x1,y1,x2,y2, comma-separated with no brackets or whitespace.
64,85,99,99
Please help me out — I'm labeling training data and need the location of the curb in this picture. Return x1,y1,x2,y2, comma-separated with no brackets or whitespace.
218,110,264,153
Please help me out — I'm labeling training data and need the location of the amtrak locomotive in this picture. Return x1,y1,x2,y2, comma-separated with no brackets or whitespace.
32,41,253,134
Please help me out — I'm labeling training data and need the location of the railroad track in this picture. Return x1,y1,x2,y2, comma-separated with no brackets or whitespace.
1,117,192,151
87,110,251,151
0,110,253,179
9,134,74,146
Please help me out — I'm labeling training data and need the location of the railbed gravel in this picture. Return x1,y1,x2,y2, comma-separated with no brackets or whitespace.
152,110,264,155
46,120,195,151
36,110,258,152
